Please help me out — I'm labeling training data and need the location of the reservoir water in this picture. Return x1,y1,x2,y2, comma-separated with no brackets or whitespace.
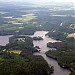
32,31,71,75
0,35,13,46
0,31,71,75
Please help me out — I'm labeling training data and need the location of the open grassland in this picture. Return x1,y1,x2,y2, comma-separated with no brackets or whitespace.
13,15,37,22
8,20,23,25
68,33,75,38
0,12,8,14
9,50,22,55
0,24,24,31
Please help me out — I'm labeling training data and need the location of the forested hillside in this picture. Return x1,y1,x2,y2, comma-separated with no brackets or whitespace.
0,1,74,75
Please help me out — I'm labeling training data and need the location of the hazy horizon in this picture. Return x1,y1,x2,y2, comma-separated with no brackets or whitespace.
0,0,74,4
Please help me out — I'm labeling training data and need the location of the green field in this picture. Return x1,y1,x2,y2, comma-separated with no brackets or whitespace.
0,12,8,14
14,15,37,22
68,33,75,38
9,50,22,55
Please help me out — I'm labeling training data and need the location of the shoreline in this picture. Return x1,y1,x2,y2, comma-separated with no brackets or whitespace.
46,54,72,75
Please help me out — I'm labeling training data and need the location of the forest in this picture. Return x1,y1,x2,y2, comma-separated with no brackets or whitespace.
0,36,53,75
0,1,74,75
46,32,75,75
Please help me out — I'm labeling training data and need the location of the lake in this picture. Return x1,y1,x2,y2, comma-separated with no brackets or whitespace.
0,35,13,46
32,31,71,75
0,31,71,75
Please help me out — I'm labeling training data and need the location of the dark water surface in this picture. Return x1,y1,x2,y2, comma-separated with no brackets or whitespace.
0,35,13,46
0,31,70,75
32,31,70,75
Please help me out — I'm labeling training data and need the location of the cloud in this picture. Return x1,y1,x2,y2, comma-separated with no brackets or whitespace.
0,0,74,3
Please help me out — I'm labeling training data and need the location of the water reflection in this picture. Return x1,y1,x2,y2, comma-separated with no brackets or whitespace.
0,35,13,46
0,31,70,75
33,31,70,75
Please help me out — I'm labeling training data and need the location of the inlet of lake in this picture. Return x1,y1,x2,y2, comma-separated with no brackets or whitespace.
0,31,71,75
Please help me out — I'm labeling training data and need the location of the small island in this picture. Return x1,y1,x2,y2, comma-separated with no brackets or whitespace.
33,36,43,40
47,42,65,50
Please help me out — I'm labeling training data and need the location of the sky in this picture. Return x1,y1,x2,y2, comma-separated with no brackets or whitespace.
0,0,74,2
0,0,74,4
